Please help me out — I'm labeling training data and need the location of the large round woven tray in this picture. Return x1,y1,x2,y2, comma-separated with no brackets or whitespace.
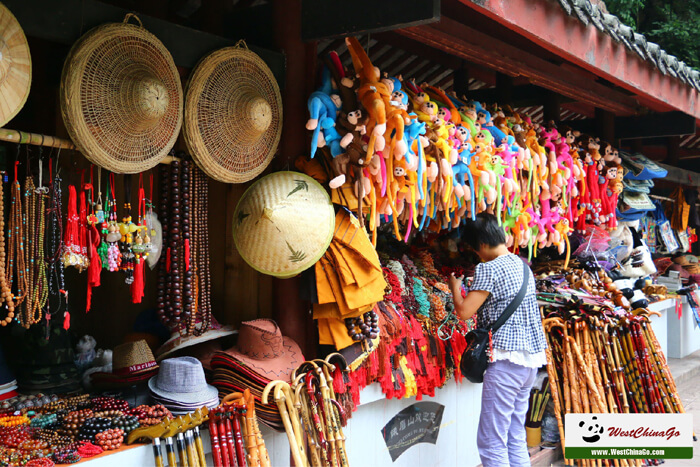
60,14,182,174
184,44,282,183
0,2,31,127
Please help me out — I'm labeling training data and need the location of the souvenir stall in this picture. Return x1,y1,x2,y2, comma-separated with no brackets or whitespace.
0,0,699,466
0,3,296,466
281,33,695,466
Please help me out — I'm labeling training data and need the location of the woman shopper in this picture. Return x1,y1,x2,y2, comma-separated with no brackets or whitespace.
449,213,547,467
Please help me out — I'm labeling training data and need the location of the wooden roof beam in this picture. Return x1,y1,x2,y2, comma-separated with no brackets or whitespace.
396,17,639,115
458,0,700,121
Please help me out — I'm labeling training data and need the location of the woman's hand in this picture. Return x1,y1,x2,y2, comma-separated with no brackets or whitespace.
449,273,464,293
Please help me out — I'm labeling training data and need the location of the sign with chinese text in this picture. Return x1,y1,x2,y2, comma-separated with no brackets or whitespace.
381,401,445,461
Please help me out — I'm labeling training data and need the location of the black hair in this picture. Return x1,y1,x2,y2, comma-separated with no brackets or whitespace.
461,212,506,251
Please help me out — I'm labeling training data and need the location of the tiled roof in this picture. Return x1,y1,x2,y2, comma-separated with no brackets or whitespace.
557,0,700,91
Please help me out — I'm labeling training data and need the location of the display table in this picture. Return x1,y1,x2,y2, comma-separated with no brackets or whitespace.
343,380,483,467
667,295,700,358
648,298,674,357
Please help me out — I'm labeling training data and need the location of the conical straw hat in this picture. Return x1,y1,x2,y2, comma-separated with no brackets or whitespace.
0,2,31,127
60,14,182,174
184,43,282,183
233,171,334,278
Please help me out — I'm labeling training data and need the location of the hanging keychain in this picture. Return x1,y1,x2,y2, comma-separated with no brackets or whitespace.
95,166,105,224
106,173,122,271
132,174,148,259
120,174,136,284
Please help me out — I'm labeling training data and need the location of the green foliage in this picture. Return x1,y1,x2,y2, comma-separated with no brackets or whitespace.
605,0,647,29
605,0,700,69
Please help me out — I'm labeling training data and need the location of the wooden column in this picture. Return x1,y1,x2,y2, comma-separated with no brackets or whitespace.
270,0,317,357
542,90,561,124
595,108,615,143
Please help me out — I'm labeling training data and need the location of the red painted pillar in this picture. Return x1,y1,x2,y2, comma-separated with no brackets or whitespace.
271,0,318,357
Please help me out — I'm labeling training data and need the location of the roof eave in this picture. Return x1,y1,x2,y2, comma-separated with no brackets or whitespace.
459,0,700,120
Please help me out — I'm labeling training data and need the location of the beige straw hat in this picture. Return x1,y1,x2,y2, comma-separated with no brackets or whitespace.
0,2,31,127
60,14,182,174
183,42,282,183
233,171,334,278
90,339,159,388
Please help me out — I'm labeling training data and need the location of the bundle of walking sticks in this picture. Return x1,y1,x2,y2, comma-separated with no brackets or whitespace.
542,303,691,467
525,378,550,428
263,355,349,467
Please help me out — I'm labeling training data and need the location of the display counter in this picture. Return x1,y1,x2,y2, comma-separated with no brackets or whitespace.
667,296,700,358
648,298,674,357
343,380,482,467
81,423,290,467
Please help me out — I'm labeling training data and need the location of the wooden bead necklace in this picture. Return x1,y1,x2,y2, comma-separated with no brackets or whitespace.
157,158,197,335
344,309,380,341
21,175,48,328
156,163,171,327
187,163,212,336
167,159,183,328
94,428,123,451
6,161,28,309
0,171,17,326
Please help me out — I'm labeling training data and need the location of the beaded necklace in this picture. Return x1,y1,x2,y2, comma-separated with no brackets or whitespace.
0,171,17,326
157,158,211,336
21,173,48,328
168,159,183,328
188,164,212,336
45,160,68,333
156,163,171,327
6,160,28,308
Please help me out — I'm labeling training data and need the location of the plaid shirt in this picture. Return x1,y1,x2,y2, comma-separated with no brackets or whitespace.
469,254,546,354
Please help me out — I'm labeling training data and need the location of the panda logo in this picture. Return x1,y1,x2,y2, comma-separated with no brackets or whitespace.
579,416,604,443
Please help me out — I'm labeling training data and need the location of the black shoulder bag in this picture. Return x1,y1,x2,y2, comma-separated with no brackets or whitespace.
460,259,530,384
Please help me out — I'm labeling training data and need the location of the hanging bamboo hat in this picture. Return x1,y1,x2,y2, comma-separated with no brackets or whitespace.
232,171,334,278
0,2,31,127
60,14,182,174
183,42,282,183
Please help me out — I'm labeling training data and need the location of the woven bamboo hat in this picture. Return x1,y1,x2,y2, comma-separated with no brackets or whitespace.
183,42,282,183
60,14,182,174
0,2,31,127
233,171,334,278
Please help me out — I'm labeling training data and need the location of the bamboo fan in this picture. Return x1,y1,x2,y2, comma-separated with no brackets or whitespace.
183,42,282,183
0,2,31,127
60,14,183,174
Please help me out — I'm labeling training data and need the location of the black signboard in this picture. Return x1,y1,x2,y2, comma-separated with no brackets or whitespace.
381,401,445,462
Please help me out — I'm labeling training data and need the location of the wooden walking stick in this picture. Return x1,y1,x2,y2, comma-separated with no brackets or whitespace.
320,356,350,467
264,380,308,467
294,374,324,467
309,362,339,467
305,371,331,467
543,317,570,465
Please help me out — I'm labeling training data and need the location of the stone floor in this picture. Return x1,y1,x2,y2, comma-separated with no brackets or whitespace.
536,349,700,467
